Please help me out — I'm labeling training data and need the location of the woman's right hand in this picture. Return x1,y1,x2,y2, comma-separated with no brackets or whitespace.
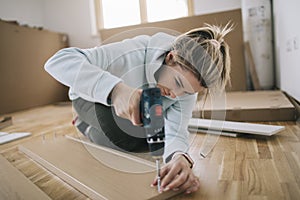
110,82,142,126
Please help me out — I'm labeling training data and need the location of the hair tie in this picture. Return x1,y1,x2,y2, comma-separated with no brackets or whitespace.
210,39,221,49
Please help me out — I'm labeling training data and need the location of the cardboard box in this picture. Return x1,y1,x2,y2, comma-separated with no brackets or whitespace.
100,9,247,92
193,90,297,122
0,20,69,115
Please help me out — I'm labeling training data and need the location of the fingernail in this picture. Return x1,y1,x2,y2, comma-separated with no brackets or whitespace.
186,190,191,194
173,188,179,191
150,184,154,187
163,187,170,192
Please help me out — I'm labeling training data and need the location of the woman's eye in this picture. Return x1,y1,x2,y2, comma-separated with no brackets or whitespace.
175,78,181,88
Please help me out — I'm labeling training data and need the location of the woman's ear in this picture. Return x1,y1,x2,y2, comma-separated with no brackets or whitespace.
165,51,177,66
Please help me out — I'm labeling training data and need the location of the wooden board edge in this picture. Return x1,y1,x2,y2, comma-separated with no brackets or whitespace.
18,144,107,200
65,135,156,168
0,154,51,200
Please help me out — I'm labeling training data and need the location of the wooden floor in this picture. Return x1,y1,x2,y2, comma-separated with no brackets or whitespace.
0,103,300,200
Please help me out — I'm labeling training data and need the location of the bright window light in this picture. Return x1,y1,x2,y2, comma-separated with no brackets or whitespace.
146,0,188,22
102,0,141,29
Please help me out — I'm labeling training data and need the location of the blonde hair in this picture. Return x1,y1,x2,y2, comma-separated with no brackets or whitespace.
171,23,233,92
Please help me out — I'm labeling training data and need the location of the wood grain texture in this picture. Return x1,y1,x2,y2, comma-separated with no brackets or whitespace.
19,135,180,200
0,104,300,199
0,103,89,200
0,154,51,200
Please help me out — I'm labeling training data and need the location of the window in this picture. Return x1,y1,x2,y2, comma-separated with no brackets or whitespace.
101,0,141,28
94,0,194,29
146,0,188,22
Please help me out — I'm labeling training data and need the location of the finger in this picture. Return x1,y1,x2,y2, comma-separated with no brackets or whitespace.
131,112,141,126
151,178,157,187
152,164,169,187
151,159,169,187
164,171,189,191
157,84,170,96
160,166,181,190
158,87,165,96
130,89,142,125
115,108,130,120
176,174,192,192
161,88,169,96
180,176,200,194
151,166,168,188
160,164,170,177
185,181,200,194
169,91,176,98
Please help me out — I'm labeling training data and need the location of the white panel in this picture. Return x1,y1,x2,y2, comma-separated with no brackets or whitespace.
0,132,31,144
273,0,300,102
189,118,285,136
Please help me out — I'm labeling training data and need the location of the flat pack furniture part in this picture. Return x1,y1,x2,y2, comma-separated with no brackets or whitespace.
65,135,156,172
188,127,238,138
193,90,297,122
0,154,51,200
18,135,181,200
189,118,285,136
0,132,31,144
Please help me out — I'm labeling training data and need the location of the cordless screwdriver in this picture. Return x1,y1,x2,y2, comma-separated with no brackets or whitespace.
140,87,165,192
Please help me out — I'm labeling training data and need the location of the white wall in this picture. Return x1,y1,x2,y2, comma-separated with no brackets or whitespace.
193,0,241,15
43,0,100,48
0,0,100,48
241,0,274,90
0,0,44,27
273,0,300,101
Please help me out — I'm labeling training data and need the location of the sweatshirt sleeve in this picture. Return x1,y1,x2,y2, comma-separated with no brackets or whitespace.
44,47,122,105
163,94,197,162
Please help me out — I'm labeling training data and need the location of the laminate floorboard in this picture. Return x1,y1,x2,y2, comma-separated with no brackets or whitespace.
0,103,299,199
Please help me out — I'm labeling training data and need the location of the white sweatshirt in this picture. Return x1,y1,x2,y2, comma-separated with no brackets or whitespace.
44,32,197,161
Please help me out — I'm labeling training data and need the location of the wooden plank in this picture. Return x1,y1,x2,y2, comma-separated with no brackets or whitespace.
189,118,285,136
1,147,89,200
65,135,156,171
19,135,181,200
0,154,51,200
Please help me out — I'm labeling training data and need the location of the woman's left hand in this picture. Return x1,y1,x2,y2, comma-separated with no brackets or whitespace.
151,154,200,194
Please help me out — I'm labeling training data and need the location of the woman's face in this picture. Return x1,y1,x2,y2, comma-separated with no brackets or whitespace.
156,53,204,98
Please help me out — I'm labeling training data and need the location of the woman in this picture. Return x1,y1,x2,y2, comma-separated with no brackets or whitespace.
45,23,232,194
